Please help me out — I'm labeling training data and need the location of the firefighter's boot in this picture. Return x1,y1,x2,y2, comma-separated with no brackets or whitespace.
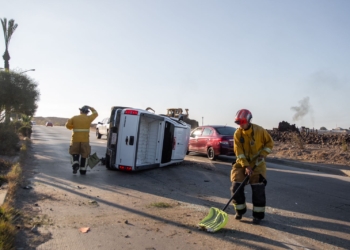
231,182,247,220
80,157,88,175
251,183,266,221
71,154,80,174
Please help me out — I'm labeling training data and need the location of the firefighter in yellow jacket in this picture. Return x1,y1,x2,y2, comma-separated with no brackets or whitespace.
231,109,273,224
65,105,98,175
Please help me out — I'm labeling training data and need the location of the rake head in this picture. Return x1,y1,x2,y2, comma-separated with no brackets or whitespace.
198,207,229,233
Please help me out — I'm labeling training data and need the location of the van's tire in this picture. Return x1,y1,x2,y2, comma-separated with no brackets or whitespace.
96,129,102,139
207,147,217,161
105,154,112,170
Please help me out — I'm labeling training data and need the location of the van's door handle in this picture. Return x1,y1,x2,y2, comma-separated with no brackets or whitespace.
125,136,129,145
129,136,134,145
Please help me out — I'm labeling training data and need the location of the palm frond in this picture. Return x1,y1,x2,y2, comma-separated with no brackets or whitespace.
1,18,7,30
1,18,7,41
6,19,18,45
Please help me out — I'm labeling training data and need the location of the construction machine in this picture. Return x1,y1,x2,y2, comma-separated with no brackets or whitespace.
165,108,199,129
145,107,199,129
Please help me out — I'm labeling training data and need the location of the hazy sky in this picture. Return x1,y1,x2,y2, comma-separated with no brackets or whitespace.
2,0,350,129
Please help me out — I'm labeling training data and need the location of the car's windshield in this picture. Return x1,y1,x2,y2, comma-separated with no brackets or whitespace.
215,127,236,135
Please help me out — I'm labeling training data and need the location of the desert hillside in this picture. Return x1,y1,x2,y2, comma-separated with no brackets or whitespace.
33,117,98,127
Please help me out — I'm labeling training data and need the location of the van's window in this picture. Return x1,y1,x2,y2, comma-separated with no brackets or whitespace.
215,127,236,135
202,128,213,136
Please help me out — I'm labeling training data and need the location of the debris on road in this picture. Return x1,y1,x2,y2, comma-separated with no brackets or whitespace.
88,200,98,205
79,227,90,233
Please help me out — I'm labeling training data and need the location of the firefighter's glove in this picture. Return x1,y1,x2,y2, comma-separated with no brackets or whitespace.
258,155,264,160
245,166,253,176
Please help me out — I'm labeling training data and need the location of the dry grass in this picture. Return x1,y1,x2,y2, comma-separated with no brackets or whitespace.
291,132,305,150
341,139,348,152
148,202,173,208
0,141,27,250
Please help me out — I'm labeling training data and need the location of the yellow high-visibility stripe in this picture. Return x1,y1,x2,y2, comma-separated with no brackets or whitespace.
234,203,246,210
263,147,272,153
73,129,90,132
253,206,265,212
237,154,246,159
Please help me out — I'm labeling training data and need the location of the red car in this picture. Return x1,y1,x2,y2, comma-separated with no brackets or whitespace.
187,125,236,160
45,122,53,127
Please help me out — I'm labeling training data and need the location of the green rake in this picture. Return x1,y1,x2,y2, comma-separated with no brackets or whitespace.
198,165,257,232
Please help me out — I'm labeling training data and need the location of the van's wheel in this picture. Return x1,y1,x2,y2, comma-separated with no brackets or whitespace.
96,129,102,139
207,147,217,161
105,154,111,170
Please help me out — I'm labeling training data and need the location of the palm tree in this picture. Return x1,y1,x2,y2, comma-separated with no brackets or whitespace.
1,18,18,71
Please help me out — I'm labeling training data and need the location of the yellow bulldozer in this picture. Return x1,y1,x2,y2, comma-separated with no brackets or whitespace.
146,107,199,129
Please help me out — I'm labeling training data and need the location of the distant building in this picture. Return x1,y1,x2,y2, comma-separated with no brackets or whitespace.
331,127,349,133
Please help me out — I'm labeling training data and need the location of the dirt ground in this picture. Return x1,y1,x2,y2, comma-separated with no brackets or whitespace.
269,141,350,166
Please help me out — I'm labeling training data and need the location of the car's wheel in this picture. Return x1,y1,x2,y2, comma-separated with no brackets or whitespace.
96,129,102,139
207,147,217,161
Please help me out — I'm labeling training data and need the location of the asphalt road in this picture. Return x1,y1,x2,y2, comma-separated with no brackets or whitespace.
15,125,350,250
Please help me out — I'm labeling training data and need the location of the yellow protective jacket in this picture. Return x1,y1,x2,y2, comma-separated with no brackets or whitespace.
234,123,273,168
65,107,98,143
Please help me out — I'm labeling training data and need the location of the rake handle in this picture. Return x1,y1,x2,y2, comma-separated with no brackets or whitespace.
222,165,257,212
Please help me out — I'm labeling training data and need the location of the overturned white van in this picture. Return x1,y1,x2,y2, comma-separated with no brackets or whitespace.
104,106,191,171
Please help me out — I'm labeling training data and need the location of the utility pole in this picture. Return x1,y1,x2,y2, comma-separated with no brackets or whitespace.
202,117,203,126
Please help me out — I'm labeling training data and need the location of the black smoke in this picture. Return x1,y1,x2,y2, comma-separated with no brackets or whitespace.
291,97,311,122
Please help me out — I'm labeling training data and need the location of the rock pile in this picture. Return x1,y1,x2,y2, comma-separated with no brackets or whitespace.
268,121,350,146
268,130,350,146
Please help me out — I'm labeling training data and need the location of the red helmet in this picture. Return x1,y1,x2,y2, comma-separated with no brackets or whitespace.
235,109,252,125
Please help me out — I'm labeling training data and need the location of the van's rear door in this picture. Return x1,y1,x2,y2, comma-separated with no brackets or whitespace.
172,126,190,160
116,110,140,169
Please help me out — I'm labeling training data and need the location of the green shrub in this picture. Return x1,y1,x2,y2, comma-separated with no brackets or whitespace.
18,126,32,138
0,125,20,155
8,121,23,132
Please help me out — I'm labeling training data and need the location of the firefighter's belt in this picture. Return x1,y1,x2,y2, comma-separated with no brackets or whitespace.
73,129,90,132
